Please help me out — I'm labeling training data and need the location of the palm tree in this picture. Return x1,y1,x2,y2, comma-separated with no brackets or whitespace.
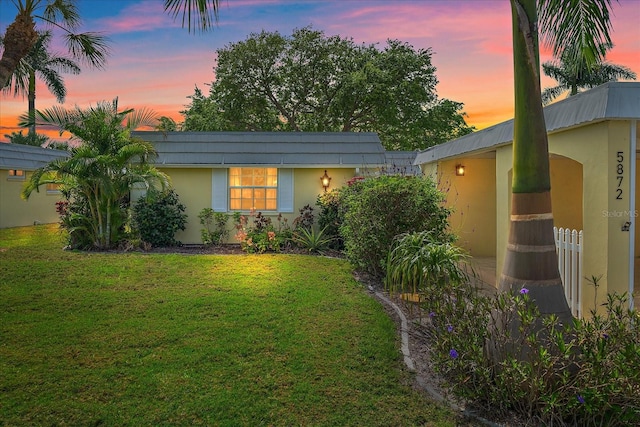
0,0,109,89
163,0,220,32
21,98,169,249
500,0,617,322
541,43,636,104
2,31,81,138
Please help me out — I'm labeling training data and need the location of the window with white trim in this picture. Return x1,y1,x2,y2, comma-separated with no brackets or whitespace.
229,167,278,211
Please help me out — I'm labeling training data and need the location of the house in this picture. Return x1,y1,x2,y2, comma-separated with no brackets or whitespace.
414,82,640,316
0,143,68,228
1,133,414,244
131,131,391,244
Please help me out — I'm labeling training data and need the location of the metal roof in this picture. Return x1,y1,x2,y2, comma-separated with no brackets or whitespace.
0,143,69,170
415,82,640,165
382,151,421,175
131,131,387,168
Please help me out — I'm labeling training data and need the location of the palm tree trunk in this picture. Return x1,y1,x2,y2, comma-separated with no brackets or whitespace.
500,0,572,323
0,10,38,88
28,70,36,136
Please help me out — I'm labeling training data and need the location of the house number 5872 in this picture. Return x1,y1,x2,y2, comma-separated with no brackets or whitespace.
616,151,624,200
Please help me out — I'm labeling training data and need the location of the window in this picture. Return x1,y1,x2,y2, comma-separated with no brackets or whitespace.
46,183,61,194
229,167,278,211
8,169,25,180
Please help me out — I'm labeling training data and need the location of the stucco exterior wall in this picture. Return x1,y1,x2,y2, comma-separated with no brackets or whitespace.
0,170,61,228
546,121,632,310
435,158,497,257
549,156,583,231
159,167,357,245
495,146,513,287
494,121,633,313
293,168,355,212
158,168,213,244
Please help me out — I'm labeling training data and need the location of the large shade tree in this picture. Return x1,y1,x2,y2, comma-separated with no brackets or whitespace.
541,42,636,105
181,27,474,150
0,0,109,89
500,0,617,322
21,98,168,249
2,30,81,140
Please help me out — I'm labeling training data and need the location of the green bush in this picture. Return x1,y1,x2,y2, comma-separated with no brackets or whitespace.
132,189,187,247
385,235,640,425
198,208,229,245
292,204,314,231
316,190,344,250
340,175,451,277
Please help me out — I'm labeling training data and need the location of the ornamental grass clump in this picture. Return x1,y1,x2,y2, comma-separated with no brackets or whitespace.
385,234,640,426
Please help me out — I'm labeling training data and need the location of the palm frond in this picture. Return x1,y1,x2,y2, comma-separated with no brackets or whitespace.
164,0,220,33
64,32,110,69
538,0,615,68
541,85,567,105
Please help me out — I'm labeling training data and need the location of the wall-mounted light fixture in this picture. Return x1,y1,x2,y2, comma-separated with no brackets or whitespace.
321,170,332,192
455,164,465,176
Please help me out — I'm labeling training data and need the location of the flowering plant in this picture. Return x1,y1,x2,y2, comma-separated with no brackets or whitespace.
233,210,291,253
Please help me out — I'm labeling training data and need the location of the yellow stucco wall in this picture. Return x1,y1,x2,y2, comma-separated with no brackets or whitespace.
435,158,497,257
157,168,213,244
0,170,62,228
547,121,632,310
635,156,640,262
495,146,513,286
423,120,636,315
159,167,357,244
497,121,633,313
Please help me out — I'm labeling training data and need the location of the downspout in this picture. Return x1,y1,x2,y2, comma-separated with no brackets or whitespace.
629,120,637,310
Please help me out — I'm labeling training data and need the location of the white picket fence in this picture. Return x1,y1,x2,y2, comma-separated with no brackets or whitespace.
553,227,583,318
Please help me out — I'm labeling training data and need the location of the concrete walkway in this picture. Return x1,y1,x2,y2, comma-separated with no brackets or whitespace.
470,256,638,310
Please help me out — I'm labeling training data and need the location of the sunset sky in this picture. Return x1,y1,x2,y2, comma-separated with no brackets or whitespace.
1,0,639,143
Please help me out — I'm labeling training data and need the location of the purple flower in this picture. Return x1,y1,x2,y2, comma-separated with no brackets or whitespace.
602,332,609,339
519,288,529,295
447,325,454,333
429,312,436,318
449,349,458,359
577,395,585,404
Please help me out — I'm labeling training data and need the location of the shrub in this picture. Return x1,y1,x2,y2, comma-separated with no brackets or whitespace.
340,175,451,277
316,190,344,250
132,189,187,247
292,204,314,231
198,208,229,245
56,187,109,250
385,236,640,425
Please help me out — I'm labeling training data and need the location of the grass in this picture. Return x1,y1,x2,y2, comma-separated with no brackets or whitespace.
0,225,462,426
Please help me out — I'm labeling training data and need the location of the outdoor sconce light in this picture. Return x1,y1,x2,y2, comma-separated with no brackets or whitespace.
321,170,332,192
455,164,465,176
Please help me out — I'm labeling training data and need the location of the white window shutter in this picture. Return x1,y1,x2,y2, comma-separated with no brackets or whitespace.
278,169,294,212
212,168,228,212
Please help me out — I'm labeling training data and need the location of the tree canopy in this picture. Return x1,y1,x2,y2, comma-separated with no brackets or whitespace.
180,27,474,150
541,42,636,105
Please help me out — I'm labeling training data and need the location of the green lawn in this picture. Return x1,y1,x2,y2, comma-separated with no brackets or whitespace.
0,225,461,426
